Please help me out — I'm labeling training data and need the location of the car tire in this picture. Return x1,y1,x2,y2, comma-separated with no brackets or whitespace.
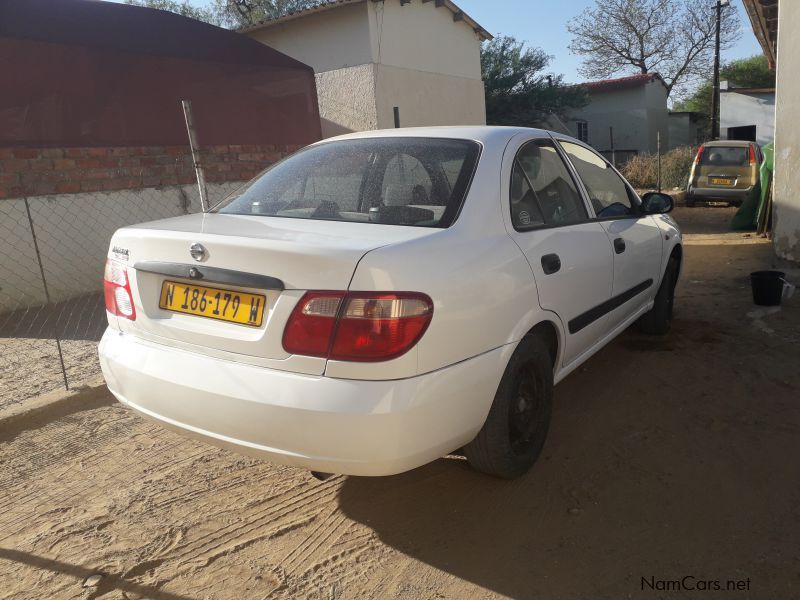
638,258,678,335
464,335,553,479
686,196,695,208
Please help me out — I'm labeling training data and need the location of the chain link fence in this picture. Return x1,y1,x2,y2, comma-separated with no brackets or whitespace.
0,181,243,412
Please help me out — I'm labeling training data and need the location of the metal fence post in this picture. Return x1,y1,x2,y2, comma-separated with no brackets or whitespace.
181,100,208,212
657,131,662,192
22,197,69,391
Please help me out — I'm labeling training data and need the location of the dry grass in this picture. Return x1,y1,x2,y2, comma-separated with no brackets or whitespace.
621,146,698,190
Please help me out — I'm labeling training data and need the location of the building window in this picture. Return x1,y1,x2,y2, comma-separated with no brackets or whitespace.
575,121,588,143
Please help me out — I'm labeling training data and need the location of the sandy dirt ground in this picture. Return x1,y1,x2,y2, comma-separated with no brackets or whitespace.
1,207,799,599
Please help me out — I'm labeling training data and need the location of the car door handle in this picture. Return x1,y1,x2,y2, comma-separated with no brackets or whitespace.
541,253,561,275
613,238,626,254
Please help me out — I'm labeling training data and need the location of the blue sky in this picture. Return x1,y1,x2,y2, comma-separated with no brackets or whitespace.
109,0,763,84
455,0,762,83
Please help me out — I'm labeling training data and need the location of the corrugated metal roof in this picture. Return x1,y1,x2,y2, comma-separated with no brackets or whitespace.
239,0,492,41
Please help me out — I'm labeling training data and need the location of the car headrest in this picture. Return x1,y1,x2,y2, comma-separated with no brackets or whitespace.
384,183,416,207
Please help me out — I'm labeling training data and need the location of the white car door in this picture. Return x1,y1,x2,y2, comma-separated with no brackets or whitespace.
557,140,663,333
502,135,614,367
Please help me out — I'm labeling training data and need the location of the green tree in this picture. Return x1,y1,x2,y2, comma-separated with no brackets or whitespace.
124,0,220,25
124,0,318,28
213,0,318,28
674,55,775,115
481,36,588,127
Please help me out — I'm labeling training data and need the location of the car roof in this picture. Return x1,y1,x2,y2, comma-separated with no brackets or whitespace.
703,140,754,147
319,126,557,146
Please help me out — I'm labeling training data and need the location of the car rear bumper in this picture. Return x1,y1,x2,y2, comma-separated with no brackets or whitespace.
688,185,753,202
99,328,510,476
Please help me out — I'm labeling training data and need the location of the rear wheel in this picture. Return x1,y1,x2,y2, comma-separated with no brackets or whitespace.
464,336,553,479
686,195,696,208
638,258,678,335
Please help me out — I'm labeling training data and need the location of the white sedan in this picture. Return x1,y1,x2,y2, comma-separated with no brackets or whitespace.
99,127,681,479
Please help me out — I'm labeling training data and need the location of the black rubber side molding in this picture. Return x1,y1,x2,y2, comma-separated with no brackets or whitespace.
568,279,653,334
134,261,285,291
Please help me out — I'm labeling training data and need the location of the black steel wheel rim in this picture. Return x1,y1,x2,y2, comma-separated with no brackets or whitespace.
508,363,544,455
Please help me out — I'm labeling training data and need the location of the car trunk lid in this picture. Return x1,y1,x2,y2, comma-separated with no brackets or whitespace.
108,213,437,370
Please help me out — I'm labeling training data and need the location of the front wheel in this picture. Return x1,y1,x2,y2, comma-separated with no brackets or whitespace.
638,258,678,335
464,336,553,479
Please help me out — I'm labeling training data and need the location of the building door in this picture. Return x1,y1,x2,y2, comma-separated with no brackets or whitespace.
728,125,757,142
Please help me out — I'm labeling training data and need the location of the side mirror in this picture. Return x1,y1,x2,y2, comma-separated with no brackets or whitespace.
641,192,674,214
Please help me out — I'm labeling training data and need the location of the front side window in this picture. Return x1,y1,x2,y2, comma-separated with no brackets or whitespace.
510,139,587,230
560,141,638,219
216,138,481,228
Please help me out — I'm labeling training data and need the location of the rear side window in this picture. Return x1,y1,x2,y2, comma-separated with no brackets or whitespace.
560,141,638,218
215,138,481,228
700,146,749,167
510,139,587,230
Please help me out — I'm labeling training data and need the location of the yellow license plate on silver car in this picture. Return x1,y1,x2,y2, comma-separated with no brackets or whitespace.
159,281,266,327
710,177,734,185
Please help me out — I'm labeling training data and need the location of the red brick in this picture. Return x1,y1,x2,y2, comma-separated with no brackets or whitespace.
86,147,110,157
0,148,14,159
27,159,54,171
13,148,39,159
85,168,117,180
76,158,102,169
81,181,105,192
53,158,76,170
64,148,87,158
40,148,64,159
0,173,19,185
31,182,56,195
0,158,29,172
56,182,81,194
117,157,141,168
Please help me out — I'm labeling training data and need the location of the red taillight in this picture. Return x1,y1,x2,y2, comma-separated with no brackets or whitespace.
749,144,757,165
103,258,136,320
282,292,433,362
282,291,345,357
694,144,704,165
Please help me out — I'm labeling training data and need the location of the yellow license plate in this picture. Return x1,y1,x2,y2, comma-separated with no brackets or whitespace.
159,281,266,327
710,177,734,185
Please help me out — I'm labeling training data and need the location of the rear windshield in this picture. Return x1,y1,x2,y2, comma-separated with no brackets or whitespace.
215,138,481,228
700,146,750,167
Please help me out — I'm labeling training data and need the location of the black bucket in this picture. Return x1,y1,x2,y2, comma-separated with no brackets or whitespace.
750,271,785,306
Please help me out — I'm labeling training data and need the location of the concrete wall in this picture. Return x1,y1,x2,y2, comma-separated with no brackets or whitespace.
0,181,243,312
772,1,800,263
0,143,294,310
367,0,483,80
247,2,372,73
315,64,378,137
374,64,486,129
720,91,775,145
567,81,670,155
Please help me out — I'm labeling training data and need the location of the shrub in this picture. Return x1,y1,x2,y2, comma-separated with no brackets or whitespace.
621,146,698,190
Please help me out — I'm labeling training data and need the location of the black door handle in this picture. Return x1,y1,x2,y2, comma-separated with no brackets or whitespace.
613,238,626,254
541,253,561,274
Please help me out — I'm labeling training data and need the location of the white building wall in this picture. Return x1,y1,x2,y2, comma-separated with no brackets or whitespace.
772,0,800,263
720,91,775,145
244,0,487,137
569,87,650,153
246,2,373,73
568,81,669,156
367,0,482,80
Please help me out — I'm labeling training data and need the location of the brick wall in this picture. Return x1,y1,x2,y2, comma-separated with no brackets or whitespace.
0,144,300,199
